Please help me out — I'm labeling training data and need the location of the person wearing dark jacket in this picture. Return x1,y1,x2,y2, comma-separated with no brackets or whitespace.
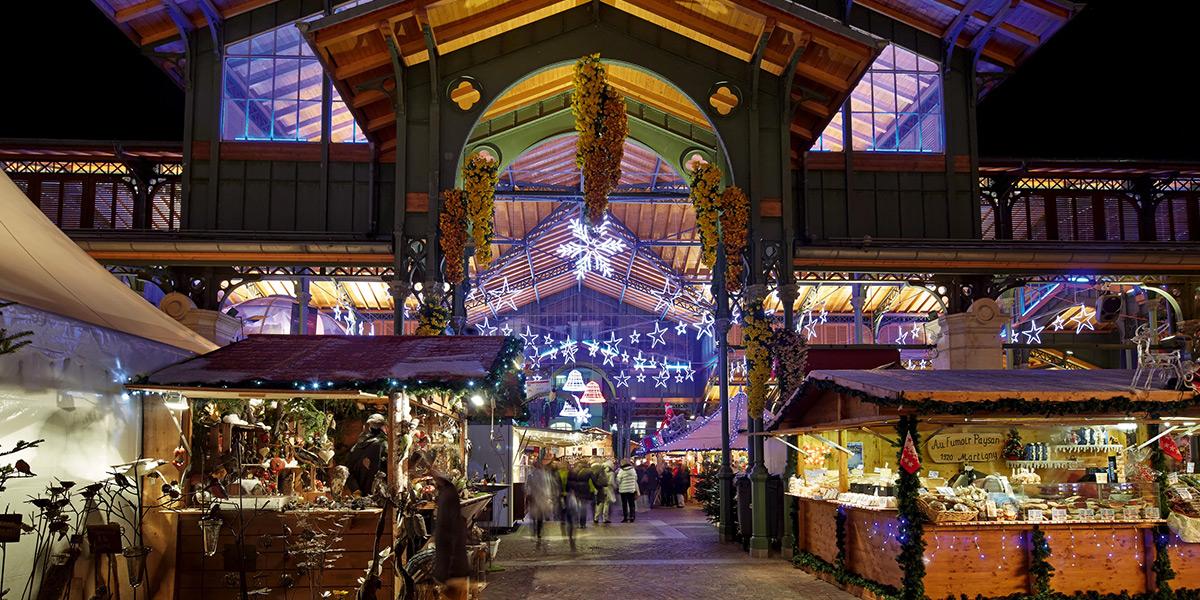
641,462,660,509
412,452,469,600
659,464,675,507
567,462,593,528
673,464,691,506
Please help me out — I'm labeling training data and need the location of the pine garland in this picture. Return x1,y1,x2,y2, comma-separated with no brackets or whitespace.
834,506,848,574
439,189,468,285
1031,525,1056,600
688,162,723,268
462,152,499,270
894,414,926,600
720,186,749,293
0,302,33,355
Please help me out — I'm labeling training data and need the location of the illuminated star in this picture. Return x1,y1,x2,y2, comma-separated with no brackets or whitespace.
526,353,541,368
1070,305,1096,334
675,321,690,336
684,365,696,381
614,372,631,388
521,326,539,348
674,369,685,383
911,322,922,341
1051,313,1068,331
560,337,578,363
654,370,671,388
479,317,497,336
694,313,715,340
1022,320,1045,344
731,305,741,325
803,319,818,341
897,327,911,344
628,329,641,345
543,334,555,346
546,346,559,360
620,351,630,363
603,332,623,355
648,323,668,348
633,351,647,372
601,347,618,366
653,281,681,314
500,323,513,337
586,340,602,357
636,373,647,383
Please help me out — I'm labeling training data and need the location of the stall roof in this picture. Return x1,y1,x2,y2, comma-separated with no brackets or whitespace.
0,172,216,355
644,392,749,454
133,334,517,392
768,369,1199,433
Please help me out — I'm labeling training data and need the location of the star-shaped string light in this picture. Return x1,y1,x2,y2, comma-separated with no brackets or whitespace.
603,332,623,354
526,353,542,368
557,217,627,280
653,280,682,314
636,373,647,383
653,370,671,388
628,329,641,345
546,346,559,360
674,369,685,383
560,336,578,363
633,351,647,372
1022,320,1045,344
478,317,498,336
648,323,668,348
1051,312,1068,331
500,323,513,337
731,305,741,325
675,321,690,336
521,326,539,348
601,347,618,366
910,322,922,342
897,327,911,344
614,372,631,388
1070,305,1096,334
620,351,630,363
485,277,518,313
683,365,696,381
694,313,715,340
543,334,555,346
585,340,602,357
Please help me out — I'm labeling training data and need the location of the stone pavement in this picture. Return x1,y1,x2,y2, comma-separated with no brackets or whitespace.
480,503,858,600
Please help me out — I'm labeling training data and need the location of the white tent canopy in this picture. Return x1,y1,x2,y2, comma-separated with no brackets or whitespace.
645,392,750,454
0,172,217,354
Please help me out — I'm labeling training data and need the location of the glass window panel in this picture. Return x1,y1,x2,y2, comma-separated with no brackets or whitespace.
813,109,844,152
223,100,247,140
1076,197,1095,240
875,44,895,71
898,117,920,152
875,113,898,150
247,58,275,97
1028,196,1047,240
871,73,897,113
114,183,135,229
296,101,323,141
273,100,299,140
274,58,301,99
1173,197,1190,241
275,25,303,56
224,57,249,99
228,39,250,56
849,112,872,151
894,46,918,71
916,52,939,72
894,71,919,112
249,31,274,56
94,182,114,229
247,100,273,139
919,114,941,153
298,60,325,101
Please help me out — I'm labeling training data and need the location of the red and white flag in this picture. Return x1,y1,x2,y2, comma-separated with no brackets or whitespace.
1161,435,1184,462
900,432,921,474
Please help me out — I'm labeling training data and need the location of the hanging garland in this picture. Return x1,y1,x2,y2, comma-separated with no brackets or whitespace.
1150,422,1177,600
743,297,773,419
1030,525,1055,600
462,152,499,270
689,161,723,268
415,292,451,336
439,189,468,285
834,506,848,575
572,54,628,226
773,328,808,402
720,186,749,293
893,414,926,600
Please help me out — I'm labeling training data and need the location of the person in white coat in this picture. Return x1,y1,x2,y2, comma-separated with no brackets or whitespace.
615,459,641,522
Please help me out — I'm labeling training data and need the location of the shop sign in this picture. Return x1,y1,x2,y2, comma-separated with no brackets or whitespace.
927,432,1005,463
526,379,551,397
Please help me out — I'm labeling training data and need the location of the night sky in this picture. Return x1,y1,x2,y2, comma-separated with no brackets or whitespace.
0,1,1194,161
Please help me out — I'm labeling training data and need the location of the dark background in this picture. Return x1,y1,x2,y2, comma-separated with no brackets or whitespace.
0,0,1193,160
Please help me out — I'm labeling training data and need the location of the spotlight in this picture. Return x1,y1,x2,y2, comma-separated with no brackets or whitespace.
470,395,485,407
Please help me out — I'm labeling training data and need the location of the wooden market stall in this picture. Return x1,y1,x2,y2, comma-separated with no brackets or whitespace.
127,334,524,600
638,391,750,476
765,369,1200,600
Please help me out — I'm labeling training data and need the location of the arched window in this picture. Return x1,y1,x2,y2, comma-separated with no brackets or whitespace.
813,43,943,153
221,17,367,143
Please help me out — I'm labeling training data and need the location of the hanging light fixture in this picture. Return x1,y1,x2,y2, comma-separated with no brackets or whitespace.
563,369,586,392
580,381,605,404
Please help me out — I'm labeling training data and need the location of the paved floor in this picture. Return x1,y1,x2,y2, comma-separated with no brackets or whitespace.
481,503,858,600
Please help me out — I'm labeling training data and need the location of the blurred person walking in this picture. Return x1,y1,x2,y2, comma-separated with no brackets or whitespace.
615,459,640,522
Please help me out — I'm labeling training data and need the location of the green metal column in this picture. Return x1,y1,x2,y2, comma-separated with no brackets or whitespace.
386,37,408,334
778,282,799,558
747,289,770,558
715,245,735,542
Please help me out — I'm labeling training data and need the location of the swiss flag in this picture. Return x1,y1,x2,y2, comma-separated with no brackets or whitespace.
1161,435,1184,462
900,432,921,474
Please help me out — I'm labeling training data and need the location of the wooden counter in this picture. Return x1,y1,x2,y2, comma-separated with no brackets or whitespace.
796,498,1174,599
175,509,391,600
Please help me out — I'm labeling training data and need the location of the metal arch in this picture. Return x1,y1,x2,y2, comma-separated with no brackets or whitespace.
193,0,224,54
1141,286,1185,323
941,0,987,70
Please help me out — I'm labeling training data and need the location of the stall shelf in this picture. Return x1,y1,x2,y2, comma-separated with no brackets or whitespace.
766,368,1200,600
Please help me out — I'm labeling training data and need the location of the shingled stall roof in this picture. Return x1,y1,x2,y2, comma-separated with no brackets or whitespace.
129,334,521,399
767,369,1200,433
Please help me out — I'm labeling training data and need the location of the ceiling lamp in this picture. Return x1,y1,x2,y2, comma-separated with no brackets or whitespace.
563,369,586,392
580,381,606,404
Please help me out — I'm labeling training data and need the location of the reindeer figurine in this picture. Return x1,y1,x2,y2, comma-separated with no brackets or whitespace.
1130,324,1187,389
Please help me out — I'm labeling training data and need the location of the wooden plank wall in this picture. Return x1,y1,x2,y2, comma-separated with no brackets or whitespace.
175,511,391,600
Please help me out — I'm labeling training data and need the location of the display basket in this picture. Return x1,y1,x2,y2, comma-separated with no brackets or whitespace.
918,496,978,523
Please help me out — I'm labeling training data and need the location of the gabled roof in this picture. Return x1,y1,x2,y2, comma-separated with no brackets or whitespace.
643,391,749,453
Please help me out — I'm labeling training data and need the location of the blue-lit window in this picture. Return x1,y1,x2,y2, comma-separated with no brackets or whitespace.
813,44,943,153
222,17,367,143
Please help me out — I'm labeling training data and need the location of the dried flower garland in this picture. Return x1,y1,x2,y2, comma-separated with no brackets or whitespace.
720,186,749,293
773,328,808,401
743,297,773,419
439,189,468,285
689,161,723,268
415,292,450,336
572,54,628,226
462,152,499,270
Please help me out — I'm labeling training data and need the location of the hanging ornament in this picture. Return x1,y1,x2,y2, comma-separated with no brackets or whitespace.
900,432,921,474
1070,304,1096,334
557,217,626,280
1022,320,1045,344
653,370,670,388
563,369,586,392
580,381,606,404
1161,435,1184,462
613,371,631,388
521,326,539,348
675,321,690,336
647,323,668,348
628,329,641,345
438,188,469,284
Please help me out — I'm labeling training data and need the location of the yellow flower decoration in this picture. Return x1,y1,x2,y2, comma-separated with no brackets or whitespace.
573,54,628,226
416,292,450,336
743,298,773,419
689,162,723,268
462,153,499,270
720,186,749,293
439,188,468,285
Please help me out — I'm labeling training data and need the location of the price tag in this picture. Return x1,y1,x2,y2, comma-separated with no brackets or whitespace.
1079,508,1096,520
1175,487,1193,501
1124,507,1141,520
1051,508,1069,521
937,487,956,496
1095,472,1109,484
1028,509,1044,522
879,468,893,480
927,471,940,479
1147,507,1162,520
874,467,883,473
1100,508,1116,520
1169,472,1180,485
1190,462,1196,474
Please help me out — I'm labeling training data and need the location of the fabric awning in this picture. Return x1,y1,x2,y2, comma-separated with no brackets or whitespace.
645,392,749,454
0,172,217,354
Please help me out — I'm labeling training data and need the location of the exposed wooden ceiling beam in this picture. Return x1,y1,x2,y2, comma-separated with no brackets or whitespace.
334,53,392,80
607,0,759,60
430,0,571,48
115,0,161,23
927,0,1041,46
852,0,1017,66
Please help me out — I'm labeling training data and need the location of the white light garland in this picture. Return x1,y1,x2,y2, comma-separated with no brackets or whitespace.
614,371,631,388
648,322,668,348
693,313,715,340
628,329,641,345
556,217,627,280
1022,320,1045,344
478,317,497,336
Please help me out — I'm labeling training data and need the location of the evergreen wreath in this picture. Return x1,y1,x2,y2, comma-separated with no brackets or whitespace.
1030,525,1055,600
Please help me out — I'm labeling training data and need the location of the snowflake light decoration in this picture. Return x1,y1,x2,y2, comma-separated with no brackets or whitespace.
556,217,626,280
